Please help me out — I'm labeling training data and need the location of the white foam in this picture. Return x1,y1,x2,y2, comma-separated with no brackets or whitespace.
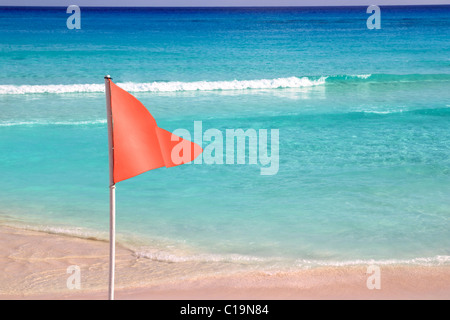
355,74,372,79
0,76,327,95
134,249,450,267
294,256,450,268
134,250,268,263
363,110,400,114
0,119,106,127
0,84,104,95
362,109,406,115
1,222,108,242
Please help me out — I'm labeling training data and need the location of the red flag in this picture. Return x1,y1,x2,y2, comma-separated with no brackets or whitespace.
107,79,202,183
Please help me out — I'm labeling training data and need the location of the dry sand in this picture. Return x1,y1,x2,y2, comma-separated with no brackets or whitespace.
0,225,448,300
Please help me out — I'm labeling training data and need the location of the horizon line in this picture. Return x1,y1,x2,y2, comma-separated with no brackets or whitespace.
1,4,449,8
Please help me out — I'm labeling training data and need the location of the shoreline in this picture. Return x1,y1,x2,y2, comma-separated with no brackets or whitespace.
0,225,449,300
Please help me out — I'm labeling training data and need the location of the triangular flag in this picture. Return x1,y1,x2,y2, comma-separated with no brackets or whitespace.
107,79,203,183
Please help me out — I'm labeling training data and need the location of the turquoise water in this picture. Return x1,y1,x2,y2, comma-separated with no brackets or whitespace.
0,6,449,266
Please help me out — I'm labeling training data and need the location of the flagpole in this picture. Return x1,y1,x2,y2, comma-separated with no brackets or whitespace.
104,75,116,300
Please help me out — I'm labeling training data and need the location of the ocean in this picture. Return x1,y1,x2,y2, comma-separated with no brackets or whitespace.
0,6,449,268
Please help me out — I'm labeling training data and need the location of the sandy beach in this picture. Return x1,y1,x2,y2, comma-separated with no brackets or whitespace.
0,225,448,300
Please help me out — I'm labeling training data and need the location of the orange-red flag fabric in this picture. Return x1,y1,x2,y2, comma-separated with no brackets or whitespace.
108,80,203,183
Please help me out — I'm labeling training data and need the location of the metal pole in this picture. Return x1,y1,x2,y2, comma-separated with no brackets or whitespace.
105,75,115,300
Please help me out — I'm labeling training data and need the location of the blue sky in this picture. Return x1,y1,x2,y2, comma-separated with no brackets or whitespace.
1,0,449,6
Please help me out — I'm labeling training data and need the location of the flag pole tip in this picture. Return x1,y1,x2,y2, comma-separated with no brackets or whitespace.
104,75,112,79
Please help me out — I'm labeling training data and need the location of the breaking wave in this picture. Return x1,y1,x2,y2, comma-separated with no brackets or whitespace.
0,76,326,95
0,119,106,127
0,73,447,95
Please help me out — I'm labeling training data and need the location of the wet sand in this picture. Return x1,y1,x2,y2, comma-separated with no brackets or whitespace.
0,225,449,300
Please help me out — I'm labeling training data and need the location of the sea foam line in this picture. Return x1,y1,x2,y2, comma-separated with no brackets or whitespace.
0,119,106,127
293,256,450,268
2,221,449,267
0,76,327,95
2,73,448,95
135,250,450,267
